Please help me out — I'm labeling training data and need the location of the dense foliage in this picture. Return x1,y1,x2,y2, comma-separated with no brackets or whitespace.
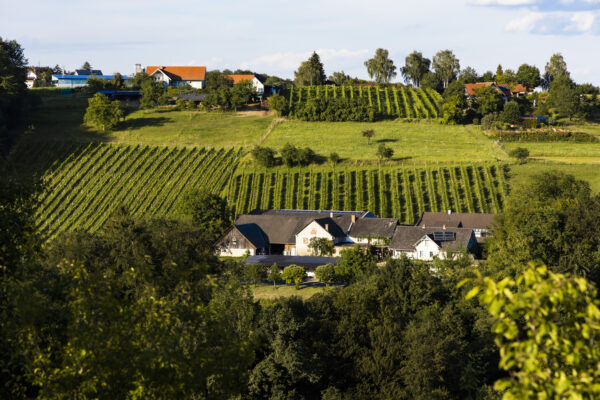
83,93,124,131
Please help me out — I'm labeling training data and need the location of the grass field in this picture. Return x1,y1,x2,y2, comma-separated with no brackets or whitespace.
263,120,507,163
28,94,274,147
251,284,332,301
509,162,600,193
502,141,600,163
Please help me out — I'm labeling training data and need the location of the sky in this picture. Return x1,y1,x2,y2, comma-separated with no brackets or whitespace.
1,0,599,85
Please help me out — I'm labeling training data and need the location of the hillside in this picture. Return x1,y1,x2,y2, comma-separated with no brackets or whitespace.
11,90,600,238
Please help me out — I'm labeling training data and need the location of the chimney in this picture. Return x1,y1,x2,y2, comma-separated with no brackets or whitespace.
325,224,329,231
447,210,452,215
351,214,356,223
442,224,446,230
330,212,333,218
135,64,142,74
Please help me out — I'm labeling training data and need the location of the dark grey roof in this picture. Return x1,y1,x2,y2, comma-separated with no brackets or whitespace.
313,218,346,238
416,212,499,230
237,210,373,244
235,224,268,249
349,218,397,238
244,255,339,268
75,69,103,75
390,226,475,251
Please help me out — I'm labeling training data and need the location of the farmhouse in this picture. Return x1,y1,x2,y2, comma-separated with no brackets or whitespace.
389,226,476,260
226,74,265,94
416,211,498,243
465,82,533,101
216,209,378,257
146,66,206,89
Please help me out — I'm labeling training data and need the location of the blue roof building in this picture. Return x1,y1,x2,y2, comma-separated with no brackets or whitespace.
51,74,129,88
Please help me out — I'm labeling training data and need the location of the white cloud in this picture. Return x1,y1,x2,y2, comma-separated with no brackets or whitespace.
471,0,538,5
506,10,600,33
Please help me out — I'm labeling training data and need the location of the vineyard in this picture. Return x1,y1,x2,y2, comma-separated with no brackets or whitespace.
287,85,444,119
13,142,241,239
227,164,508,224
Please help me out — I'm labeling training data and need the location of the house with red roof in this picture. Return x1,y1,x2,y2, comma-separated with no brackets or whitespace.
226,74,265,94
465,81,532,101
146,66,206,89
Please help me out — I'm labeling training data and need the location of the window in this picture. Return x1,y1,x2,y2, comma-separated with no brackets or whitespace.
303,238,308,244
310,229,317,235
430,251,434,258
419,251,425,258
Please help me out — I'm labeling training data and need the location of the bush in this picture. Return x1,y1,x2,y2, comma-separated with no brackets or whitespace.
376,144,394,161
251,146,277,167
281,265,307,289
185,100,196,110
499,101,521,125
269,93,288,116
83,93,123,132
175,99,186,110
281,143,317,167
481,114,496,130
293,96,378,122
509,147,530,164
244,264,267,286
315,264,336,286
472,118,480,126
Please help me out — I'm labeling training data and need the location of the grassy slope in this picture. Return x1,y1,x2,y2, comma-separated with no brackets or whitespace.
263,120,507,163
251,284,332,301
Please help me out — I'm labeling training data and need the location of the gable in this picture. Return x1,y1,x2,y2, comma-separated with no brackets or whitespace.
146,66,206,81
296,220,334,239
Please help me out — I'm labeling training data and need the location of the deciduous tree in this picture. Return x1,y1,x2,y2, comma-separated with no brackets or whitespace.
364,48,397,84
516,64,541,89
281,265,307,289
83,93,123,132
294,52,326,86
432,50,460,89
401,51,430,87
315,264,336,286
308,237,334,256
543,53,569,89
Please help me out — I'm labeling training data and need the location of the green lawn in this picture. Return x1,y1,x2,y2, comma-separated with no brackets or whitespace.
502,141,600,163
263,120,507,163
27,93,274,147
509,161,600,193
251,284,333,301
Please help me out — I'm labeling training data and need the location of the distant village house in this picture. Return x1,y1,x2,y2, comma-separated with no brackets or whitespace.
146,66,206,89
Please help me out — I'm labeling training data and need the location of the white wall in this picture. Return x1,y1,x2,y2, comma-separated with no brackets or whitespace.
414,237,443,260
295,221,333,256
219,248,255,257
189,80,204,89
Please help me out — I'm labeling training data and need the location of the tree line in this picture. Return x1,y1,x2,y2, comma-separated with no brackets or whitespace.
2,169,600,398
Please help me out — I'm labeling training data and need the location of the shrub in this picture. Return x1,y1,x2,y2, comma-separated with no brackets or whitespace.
281,143,316,167
481,114,495,130
83,93,123,132
499,101,521,125
175,99,186,110
281,265,307,289
509,147,530,164
251,146,277,168
244,264,267,286
267,264,281,286
315,264,336,286
376,144,394,162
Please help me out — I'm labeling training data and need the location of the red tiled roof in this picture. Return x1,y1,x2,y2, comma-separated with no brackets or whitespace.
464,82,494,96
511,83,530,93
146,66,206,81
227,74,255,84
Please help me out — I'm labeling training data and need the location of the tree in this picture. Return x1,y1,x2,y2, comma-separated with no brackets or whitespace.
376,143,393,162
543,53,569,89
308,237,334,256
267,264,281,286
516,64,541,89
269,93,288,116
83,93,123,132
474,86,504,115
231,80,255,111
244,264,267,286
458,66,478,83
329,152,340,168
205,70,233,91
333,245,376,282
481,71,494,82
27,214,256,399
0,37,28,152
420,72,443,92
485,171,600,287
314,264,336,286
108,72,125,90
179,189,232,242
281,265,307,289
294,52,326,86
140,79,167,109
441,94,468,125
364,48,397,84
548,75,579,119
465,264,600,399
508,147,529,164
251,146,277,167
362,129,375,144
401,51,430,87
328,71,351,86
81,61,92,71
432,50,460,89
499,101,521,124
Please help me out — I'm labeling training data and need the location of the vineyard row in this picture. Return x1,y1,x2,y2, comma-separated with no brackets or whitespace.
227,164,508,224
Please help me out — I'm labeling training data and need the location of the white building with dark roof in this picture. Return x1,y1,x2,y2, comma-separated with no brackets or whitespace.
389,226,476,260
